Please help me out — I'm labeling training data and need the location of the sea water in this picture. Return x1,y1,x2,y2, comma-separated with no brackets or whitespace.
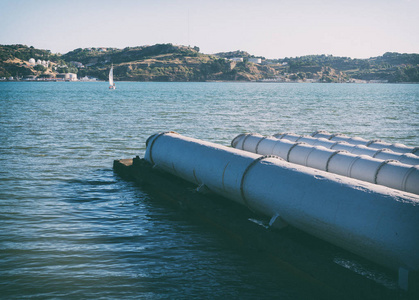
0,81,418,299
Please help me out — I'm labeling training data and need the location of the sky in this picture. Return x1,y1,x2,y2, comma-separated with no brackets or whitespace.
0,0,418,59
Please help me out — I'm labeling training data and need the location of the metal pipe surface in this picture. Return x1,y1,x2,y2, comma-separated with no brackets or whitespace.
271,133,419,165
145,132,419,274
231,133,419,195
310,130,419,155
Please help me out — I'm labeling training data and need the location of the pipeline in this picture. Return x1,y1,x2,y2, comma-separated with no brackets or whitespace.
271,132,419,165
310,130,419,155
145,132,419,276
231,133,419,195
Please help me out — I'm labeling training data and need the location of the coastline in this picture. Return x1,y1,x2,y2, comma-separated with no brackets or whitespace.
1,79,418,84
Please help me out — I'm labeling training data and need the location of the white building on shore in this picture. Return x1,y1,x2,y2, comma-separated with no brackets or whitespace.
56,73,78,81
248,57,262,64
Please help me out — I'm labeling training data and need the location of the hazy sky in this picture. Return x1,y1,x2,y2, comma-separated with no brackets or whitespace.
1,0,418,59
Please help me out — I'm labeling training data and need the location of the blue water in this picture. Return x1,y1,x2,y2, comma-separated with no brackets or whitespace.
0,82,418,299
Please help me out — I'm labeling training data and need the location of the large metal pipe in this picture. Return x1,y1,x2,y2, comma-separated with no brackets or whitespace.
310,130,419,155
271,132,419,165
145,132,419,277
231,133,419,195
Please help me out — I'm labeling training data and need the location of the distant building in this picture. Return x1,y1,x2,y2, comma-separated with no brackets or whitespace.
230,57,243,62
368,80,388,83
79,76,98,81
71,61,84,68
23,75,36,81
248,57,262,64
56,73,78,81
29,58,36,65
68,73,78,81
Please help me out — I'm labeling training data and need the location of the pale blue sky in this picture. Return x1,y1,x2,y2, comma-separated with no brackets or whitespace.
1,0,418,58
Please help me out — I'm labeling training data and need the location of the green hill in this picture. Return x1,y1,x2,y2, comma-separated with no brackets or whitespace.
0,44,63,78
61,44,275,81
1,44,418,82
268,53,419,83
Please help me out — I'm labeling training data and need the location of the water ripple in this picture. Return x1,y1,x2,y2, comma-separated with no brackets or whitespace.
1,82,417,299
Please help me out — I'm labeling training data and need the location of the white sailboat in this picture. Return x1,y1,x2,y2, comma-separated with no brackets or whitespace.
109,65,116,89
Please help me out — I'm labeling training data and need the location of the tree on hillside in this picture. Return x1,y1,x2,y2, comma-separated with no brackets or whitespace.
34,65,46,73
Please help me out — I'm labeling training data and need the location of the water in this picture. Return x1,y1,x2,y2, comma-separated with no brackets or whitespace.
0,81,418,299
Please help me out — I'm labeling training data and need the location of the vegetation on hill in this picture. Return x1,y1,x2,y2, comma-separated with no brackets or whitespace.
0,44,72,78
59,44,275,81
213,50,265,60
1,44,418,83
268,53,419,82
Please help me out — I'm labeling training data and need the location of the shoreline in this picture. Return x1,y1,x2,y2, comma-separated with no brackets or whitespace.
1,80,418,84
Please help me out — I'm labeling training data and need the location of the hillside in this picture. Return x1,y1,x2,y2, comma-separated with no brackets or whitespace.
1,44,418,83
0,44,61,78
61,44,276,81
267,53,419,83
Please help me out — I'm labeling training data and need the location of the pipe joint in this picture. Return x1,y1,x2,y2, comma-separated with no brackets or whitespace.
374,160,398,184
240,155,282,209
147,131,178,165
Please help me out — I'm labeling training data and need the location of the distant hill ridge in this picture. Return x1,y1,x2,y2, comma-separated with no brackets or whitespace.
1,44,418,82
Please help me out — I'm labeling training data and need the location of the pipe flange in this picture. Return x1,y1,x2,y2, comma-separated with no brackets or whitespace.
366,139,383,147
347,155,365,178
274,132,294,140
147,131,178,165
295,135,309,142
240,155,283,210
255,136,268,154
304,146,320,166
329,133,347,140
240,133,256,150
372,148,392,158
330,141,346,150
401,166,419,192
286,142,305,162
231,133,248,148
325,150,348,172
374,159,398,184
311,130,329,137
272,132,284,139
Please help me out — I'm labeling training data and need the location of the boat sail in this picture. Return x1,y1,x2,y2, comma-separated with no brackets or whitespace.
109,65,115,89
